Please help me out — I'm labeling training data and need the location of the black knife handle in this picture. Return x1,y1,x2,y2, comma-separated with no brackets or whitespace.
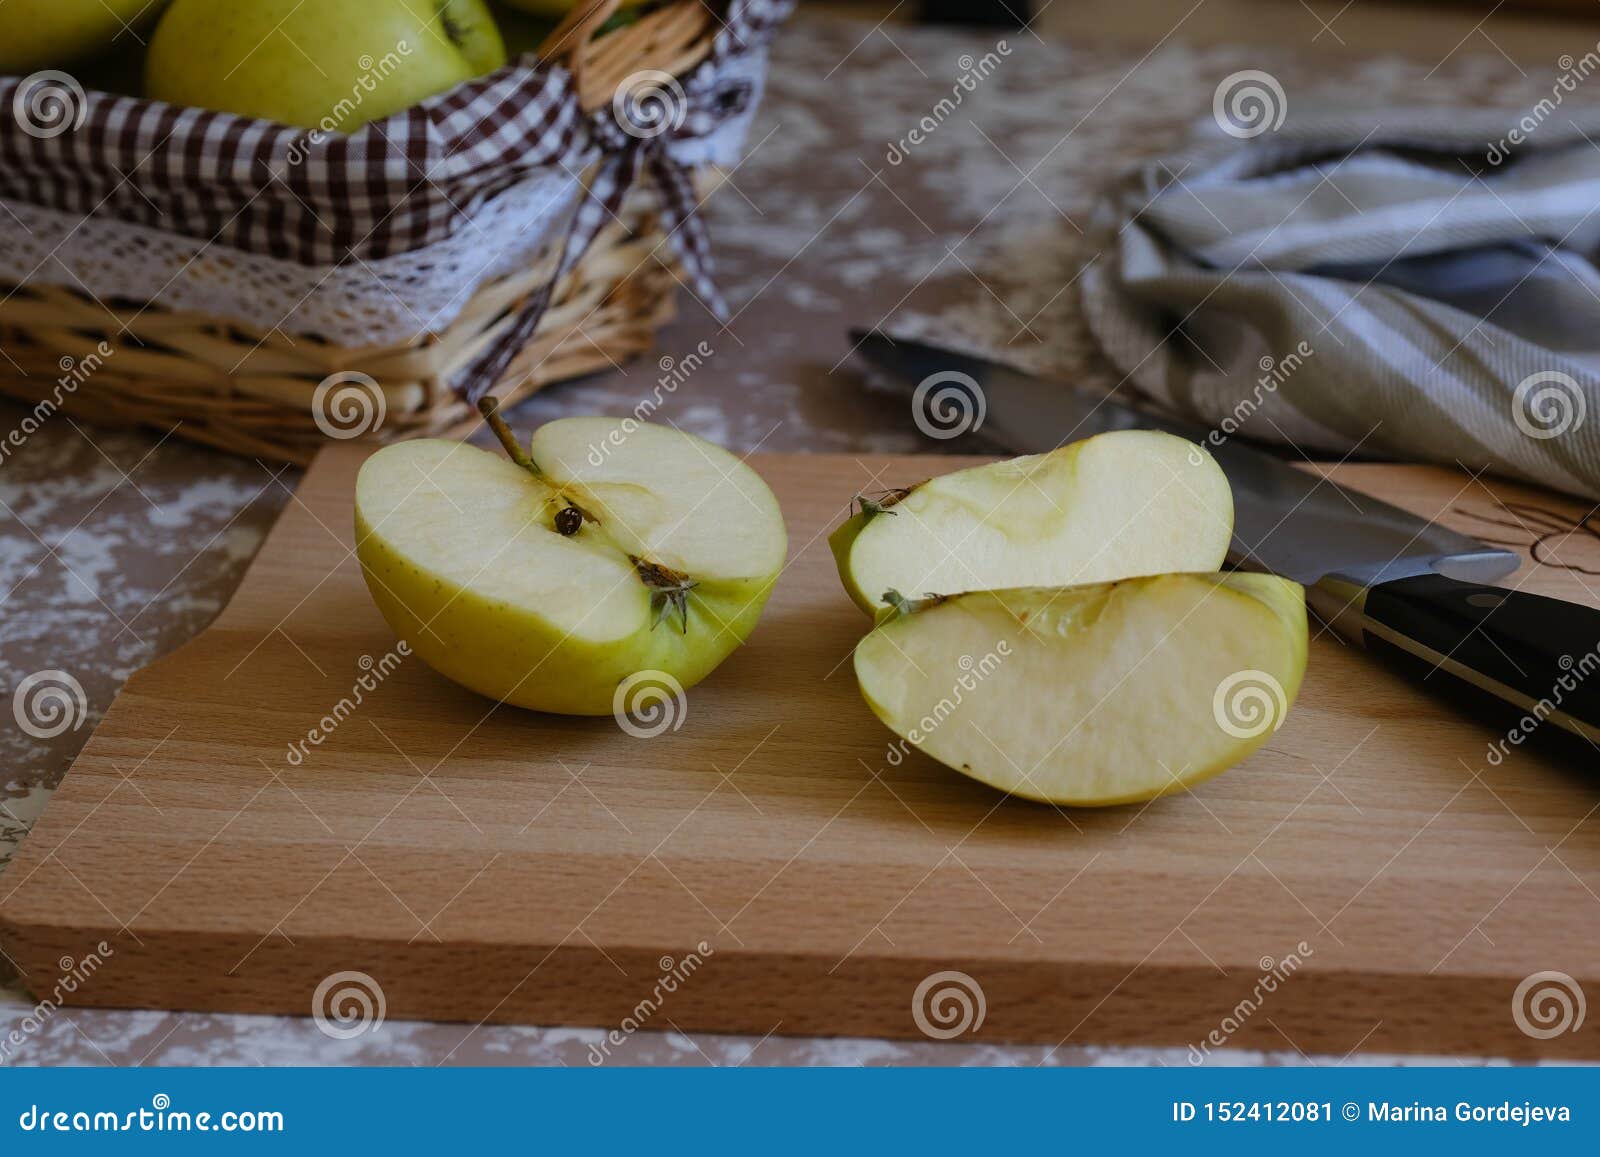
1360,573,1600,753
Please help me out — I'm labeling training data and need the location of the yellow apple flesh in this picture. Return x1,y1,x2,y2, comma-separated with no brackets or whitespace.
354,418,786,715
853,573,1308,805
830,430,1233,614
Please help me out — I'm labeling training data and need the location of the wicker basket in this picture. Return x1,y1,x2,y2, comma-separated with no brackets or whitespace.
0,0,747,465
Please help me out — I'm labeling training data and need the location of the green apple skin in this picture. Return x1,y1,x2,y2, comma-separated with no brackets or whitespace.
853,573,1308,806
354,425,786,716
145,0,506,130
356,519,778,715
0,0,165,74
828,526,865,610
830,429,1234,615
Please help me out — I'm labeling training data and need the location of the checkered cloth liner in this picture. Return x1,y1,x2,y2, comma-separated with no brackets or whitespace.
0,0,791,397
0,66,588,267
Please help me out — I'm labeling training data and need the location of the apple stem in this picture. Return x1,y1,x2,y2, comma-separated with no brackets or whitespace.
478,397,539,475
853,486,918,518
883,589,916,617
883,589,950,617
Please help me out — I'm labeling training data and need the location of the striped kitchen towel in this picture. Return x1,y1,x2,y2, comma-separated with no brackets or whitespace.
1082,104,1600,500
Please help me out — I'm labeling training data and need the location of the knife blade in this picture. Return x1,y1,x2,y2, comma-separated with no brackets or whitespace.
851,330,1517,587
851,329,1600,752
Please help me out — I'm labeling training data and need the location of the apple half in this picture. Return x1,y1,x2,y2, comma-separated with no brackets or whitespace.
853,573,1308,805
830,430,1233,614
354,413,786,715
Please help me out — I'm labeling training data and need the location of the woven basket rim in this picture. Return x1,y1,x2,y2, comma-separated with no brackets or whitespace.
0,0,778,465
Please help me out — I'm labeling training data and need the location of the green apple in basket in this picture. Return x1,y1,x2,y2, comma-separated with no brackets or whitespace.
354,409,787,716
0,0,166,74
144,0,507,130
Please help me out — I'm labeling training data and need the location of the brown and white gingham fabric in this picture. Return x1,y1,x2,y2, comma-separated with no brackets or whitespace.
0,0,790,270
0,66,587,266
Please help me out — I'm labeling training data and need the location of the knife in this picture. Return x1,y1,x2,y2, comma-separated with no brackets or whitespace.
851,330,1600,751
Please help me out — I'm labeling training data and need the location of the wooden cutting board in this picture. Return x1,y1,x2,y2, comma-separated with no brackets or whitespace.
3,444,1598,1058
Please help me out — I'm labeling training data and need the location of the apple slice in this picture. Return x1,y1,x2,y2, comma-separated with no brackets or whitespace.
830,430,1232,614
354,411,786,716
853,573,1307,805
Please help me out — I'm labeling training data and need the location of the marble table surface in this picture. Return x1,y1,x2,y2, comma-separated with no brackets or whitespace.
0,14,1563,1065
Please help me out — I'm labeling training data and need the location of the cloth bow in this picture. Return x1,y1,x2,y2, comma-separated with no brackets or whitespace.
462,67,754,402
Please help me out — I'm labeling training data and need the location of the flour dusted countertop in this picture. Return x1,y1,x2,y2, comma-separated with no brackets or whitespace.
0,15,1556,1066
